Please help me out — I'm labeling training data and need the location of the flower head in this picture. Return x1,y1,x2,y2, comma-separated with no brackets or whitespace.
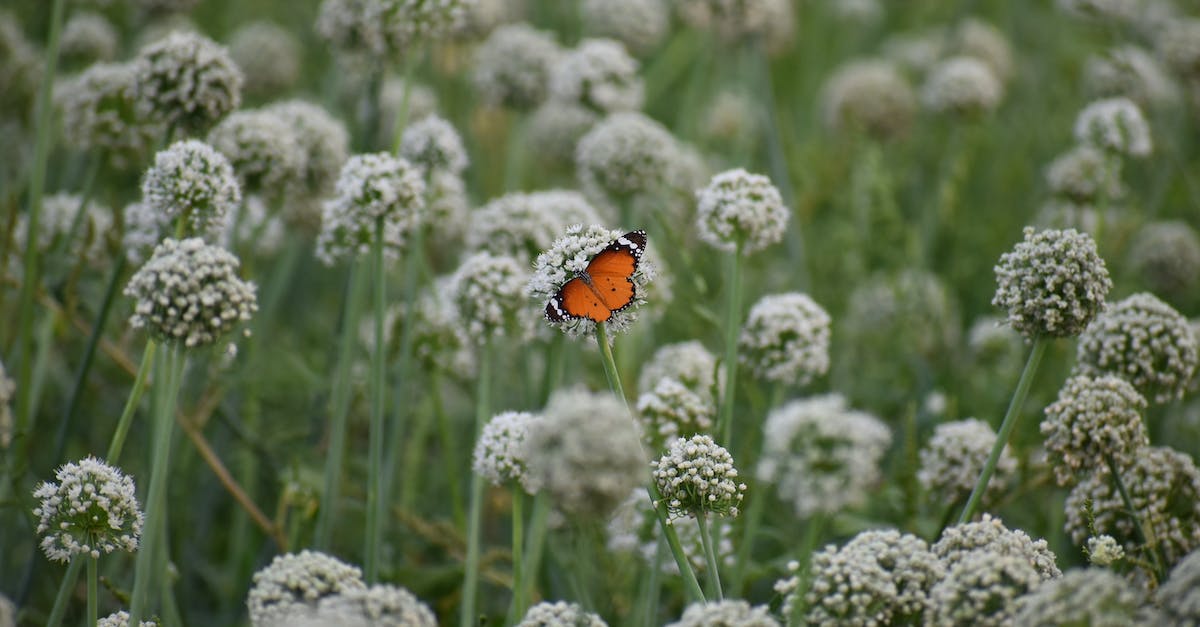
141,139,242,238
652,434,745,522
518,601,607,627
133,30,242,134
399,114,468,177
122,201,169,265
263,100,349,224
1074,292,1198,404
919,418,1017,503
549,38,643,113
676,0,794,49
695,168,789,254
1041,375,1149,485
467,190,602,261
246,550,366,627
449,250,529,345
1074,97,1152,158
581,0,669,56
576,111,679,207
206,110,306,198
821,59,916,140
315,152,425,265
124,238,258,348
928,550,1043,627
757,395,891,517
636,378,715,450
637,341,721,398
97,611,158,627
13,192,113,264
1162,19,1200,81
666,600,779,627
56,61,159,168
228,21,300,99
1012,568,1143,626
1128,221,1200,300
523,388,645,518
1157,549,1200,625
991,226,1111,338
315,0,473,58
1084,45,1179,110
1087,534,1125,566
305,584,437,627
1044,145,1123,204
60,12,118,69
738,292,830,386
935,513,1062,580
473,410,539,492
472,23,562,110
921,56,1003,117
32,456,143,562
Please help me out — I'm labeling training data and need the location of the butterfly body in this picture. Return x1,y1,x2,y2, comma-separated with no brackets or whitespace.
545,230,646,323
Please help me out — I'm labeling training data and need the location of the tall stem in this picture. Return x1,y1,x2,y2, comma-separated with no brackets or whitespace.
957,336,1047,525
45,558,84,627
390,228,427,513
461,342,492,627
731,479,767,594
1105,454,1166,582
515,493,550,619
697,514,724,600
365,216,387,583
390,51,421,153
509,485,526,619
431,371,466,529
107,341,156,463
87,556,98,627
719,243,744,447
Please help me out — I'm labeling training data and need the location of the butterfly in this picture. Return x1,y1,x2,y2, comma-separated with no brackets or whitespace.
545,230,646,323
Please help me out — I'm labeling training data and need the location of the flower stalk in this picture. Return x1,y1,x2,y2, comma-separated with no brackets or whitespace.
365,216,388,583
461,341,492,627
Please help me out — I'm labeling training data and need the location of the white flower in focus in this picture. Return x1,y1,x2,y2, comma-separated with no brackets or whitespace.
141,139,242,238
934,513,1062,580
473,410,539,492
651,434,746,522
32,456,143,562
316,152,425,266
695,168,789,254
246,550,366,627
97,611,158,627
1086,534,1125,566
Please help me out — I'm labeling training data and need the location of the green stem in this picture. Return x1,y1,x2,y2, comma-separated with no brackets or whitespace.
1105,454,1166,583
45,557,84,627
956,336,1047,525
365,216,387,584
786,515,825,626
719,243,744,447
697,514,724,600
314,261,366,550
87,556,98,627
390,228,427,513
390,51,421,154
731,479,766,594
515,493,550,618
509,485,526,620
431,371,466,529
636,537,666,627
461,342,492,627
107,341,156,463
595,322,626,402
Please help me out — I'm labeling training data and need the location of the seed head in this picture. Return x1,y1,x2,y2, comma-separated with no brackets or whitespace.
450,251,529,345
467,190,602,262
576,112,679,208
928,550,1044,627
1044,145,1123,205
1128,221,1200,300
207,110,306,198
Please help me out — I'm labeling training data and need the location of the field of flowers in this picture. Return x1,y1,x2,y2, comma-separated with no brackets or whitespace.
3,0,1200,625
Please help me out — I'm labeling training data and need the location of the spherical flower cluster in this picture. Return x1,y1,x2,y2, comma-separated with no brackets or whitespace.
1012,568,1142,626
675,0,794,49
399,114,468,176
1074,97,1152,158
207,110,305,198
921,56,1003,117
1161,19,1200,81
0,358,13,449
518,601,607,627
1044,145,1122,204
636,378,715,450
1066,446,1200,568
228,21,301,99
666,600,780,627
575,111,679,205
1074,292,1198,404
1084,46,1179,110
638,341,721,398
1041,375,1148,485
264,101,349,223
548,38,644,113
32,456,143,563
300,584,437,627
936,514,1061,580
757,395,892,517
466,190,602,261
738,292,830,386
918,418,1017,503
133,30,242,134
581,0,668,56
527,224,656,339
97,611,158,627
55,62,160,168
316,153,425,265
607,488,734,575
13,192,113,263
1157,549,1200,625
246,550,366,626
821,59,916,140
928,550,1043,627
60,12,118,69
142,139,241,238
472,23,561,110
1087,534,1125,566
651,434,745,522
125,238,258,347
449,251,528,344
991,226,1111,338
315,0,473,58
1128,221,1200,299
786,530,943,625
522,388,645,518
473,410,539,492
695,168,789,254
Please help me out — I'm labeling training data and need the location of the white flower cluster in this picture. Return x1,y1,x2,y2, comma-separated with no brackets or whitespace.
1074,292,1198,404
264,100,350,223
666,600,779,627
1162,19,1200,81
228,21,300,99
695,168,789,254
142,139,242,238
1084,45,1178,110
935,514,1062,581
991,226,1111,338
13,192,113,263
636,377,715,450
1158,549,1200,625
652,434,745,522
845,269,959,361
472,23,562,110
676,0,794,49
61,12,118,67
795,530,944,626
1086,534,1125,566
282,584,437,627
207,110,306,197
472,410,539,492
245,550,367,626
411,277,475,376
921,56,1003,116
738,292,830,386
928,550,1043,627
125,238,258,347
0,358,13,448
1066,446,1200,568
549,38,644,113
450,250,529,344
315,0,473,57
55,62,159,167
1042,375,1148,485
1074,97,1152,158
526,101,600,167
1044,145,1122,204
32,456,143,562
316,152,425,266
523,388,645,518
821,59,916,140
918,418,1017,503
757,395,892,517
581,0,669,56
1012,568,1142,626
638,341,721,399
467,190,602,261
517,601,607,626
576,111,679,206
399,114,468,177
527,224,656,339
97,611,158,627
133,30,243,133
1128,221,1200,298
607,488,734,575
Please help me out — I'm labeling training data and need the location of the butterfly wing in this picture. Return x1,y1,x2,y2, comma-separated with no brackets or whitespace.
546,276,612,322
586,230,645,313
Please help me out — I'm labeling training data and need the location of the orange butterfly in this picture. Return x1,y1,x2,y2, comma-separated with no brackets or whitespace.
545,230,646,323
